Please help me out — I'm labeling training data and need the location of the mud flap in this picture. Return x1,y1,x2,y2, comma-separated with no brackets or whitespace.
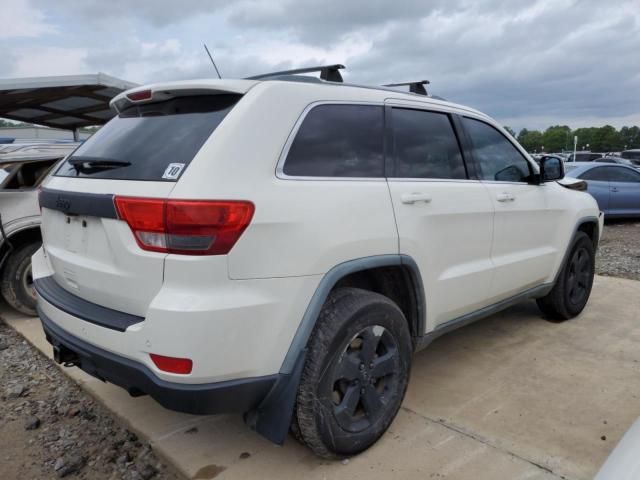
244,349,307,445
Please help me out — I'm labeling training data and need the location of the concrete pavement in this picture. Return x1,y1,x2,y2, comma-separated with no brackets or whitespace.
2,275,639,480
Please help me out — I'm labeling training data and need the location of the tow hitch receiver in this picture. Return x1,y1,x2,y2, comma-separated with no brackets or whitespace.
53,343,80,367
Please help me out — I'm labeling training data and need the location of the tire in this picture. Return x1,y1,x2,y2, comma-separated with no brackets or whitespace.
1,241,40,316
295,287,412,458
536,231,595,321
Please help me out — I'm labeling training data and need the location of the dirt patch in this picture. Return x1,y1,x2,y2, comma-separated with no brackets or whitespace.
0,320,184,480
596,220,640,281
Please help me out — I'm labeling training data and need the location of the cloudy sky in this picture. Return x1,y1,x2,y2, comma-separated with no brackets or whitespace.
2,0,639,132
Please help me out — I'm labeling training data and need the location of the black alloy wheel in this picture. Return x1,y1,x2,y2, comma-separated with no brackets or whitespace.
329,325,401,433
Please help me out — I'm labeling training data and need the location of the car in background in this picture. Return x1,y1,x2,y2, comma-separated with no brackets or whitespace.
621,149,640,161
599,156,640,169
596,418,640,479
564,162,640,218
565,152,604,162
0,143,78,314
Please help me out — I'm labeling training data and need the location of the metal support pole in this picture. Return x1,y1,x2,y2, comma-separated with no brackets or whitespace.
73,128,80,142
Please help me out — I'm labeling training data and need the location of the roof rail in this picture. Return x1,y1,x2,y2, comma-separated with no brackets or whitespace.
383,80,430,96
247,64,345,83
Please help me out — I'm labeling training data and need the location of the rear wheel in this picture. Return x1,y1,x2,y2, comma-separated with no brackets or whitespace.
536,232,594,321
1,242,40,316
294,288,412,458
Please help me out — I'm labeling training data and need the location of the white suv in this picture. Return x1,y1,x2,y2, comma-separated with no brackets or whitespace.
32,65,603,458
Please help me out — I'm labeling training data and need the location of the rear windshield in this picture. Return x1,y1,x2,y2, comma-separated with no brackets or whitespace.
55,94,241,181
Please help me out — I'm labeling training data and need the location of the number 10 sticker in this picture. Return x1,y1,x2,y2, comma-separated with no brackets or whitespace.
162,163,185,180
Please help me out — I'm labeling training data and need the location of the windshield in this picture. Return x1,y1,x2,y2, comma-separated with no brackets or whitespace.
55,94,241,181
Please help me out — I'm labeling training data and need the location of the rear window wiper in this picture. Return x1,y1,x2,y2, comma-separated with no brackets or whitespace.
68,156,131,173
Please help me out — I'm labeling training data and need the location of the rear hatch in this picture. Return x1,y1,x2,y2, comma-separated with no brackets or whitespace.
40,90,243,317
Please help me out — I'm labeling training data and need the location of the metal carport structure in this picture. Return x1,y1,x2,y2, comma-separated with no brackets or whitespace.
0,73,138,140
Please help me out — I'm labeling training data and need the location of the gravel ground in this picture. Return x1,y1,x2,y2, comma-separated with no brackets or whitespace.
596,220,640,281
0,320,184,480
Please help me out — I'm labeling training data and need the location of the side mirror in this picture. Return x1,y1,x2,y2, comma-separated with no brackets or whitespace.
539,156,564,182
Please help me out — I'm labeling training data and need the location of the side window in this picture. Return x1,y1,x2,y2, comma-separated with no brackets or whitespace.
462,117,532,182
579,168,609,181
391,108,466,179
283,104,384,177
607,167,640,183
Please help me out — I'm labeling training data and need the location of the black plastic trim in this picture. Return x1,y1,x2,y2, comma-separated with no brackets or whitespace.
35,276,143,332
39,309,277,415
451,113,480,180
553,216,600,283
414,283,553,351
39,188,117,218
279,254,426,374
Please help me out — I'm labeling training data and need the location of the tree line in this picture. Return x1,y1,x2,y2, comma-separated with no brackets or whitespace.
504,125,640,153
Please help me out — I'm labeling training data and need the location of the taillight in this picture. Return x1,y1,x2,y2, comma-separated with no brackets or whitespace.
114,197,254,255
126,89,152,102
150,353,192,374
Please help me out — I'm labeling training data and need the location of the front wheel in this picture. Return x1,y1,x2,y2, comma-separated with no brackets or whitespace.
294,287,412,458
536,231,595,321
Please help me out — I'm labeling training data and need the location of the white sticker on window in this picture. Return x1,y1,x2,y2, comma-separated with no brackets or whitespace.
162,163,185,180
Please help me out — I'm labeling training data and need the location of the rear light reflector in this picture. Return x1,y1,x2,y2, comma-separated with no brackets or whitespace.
150,354,193,374
114,196,254,255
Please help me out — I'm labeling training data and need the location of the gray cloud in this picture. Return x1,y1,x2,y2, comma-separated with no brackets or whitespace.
33,0,231,27
6,0,640,131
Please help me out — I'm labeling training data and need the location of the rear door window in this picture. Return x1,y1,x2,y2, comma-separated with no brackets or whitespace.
463,117,532,182
391,108,466,179
283,104,384,177
55,94,241,181
607,166,640,182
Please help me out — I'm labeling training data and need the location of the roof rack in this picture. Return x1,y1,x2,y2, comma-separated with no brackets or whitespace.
383,80,430,96
247,64,345,83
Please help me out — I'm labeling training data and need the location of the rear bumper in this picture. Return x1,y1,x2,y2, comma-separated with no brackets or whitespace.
39,308,277,414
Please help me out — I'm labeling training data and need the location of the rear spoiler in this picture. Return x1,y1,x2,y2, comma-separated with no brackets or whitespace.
111,80,257,113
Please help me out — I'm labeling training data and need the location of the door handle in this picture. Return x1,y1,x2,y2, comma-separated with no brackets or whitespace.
401,192,432,204
610,187,619,193
496,192,515,202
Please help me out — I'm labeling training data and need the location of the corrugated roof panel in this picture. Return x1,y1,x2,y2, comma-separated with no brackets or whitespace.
0,73,138,130
86,109,115,120
7,108,49,118
46,116,87,125
42,96,104,111
94,87,122,98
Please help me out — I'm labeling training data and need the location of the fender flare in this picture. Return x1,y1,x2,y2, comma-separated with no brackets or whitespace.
548,215,600,288
248,254,425,444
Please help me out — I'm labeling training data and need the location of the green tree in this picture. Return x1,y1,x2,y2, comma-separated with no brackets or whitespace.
590,125,622,152
620,126,640,149
517,129,543,152
542,125,571,152
573,127,596,151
